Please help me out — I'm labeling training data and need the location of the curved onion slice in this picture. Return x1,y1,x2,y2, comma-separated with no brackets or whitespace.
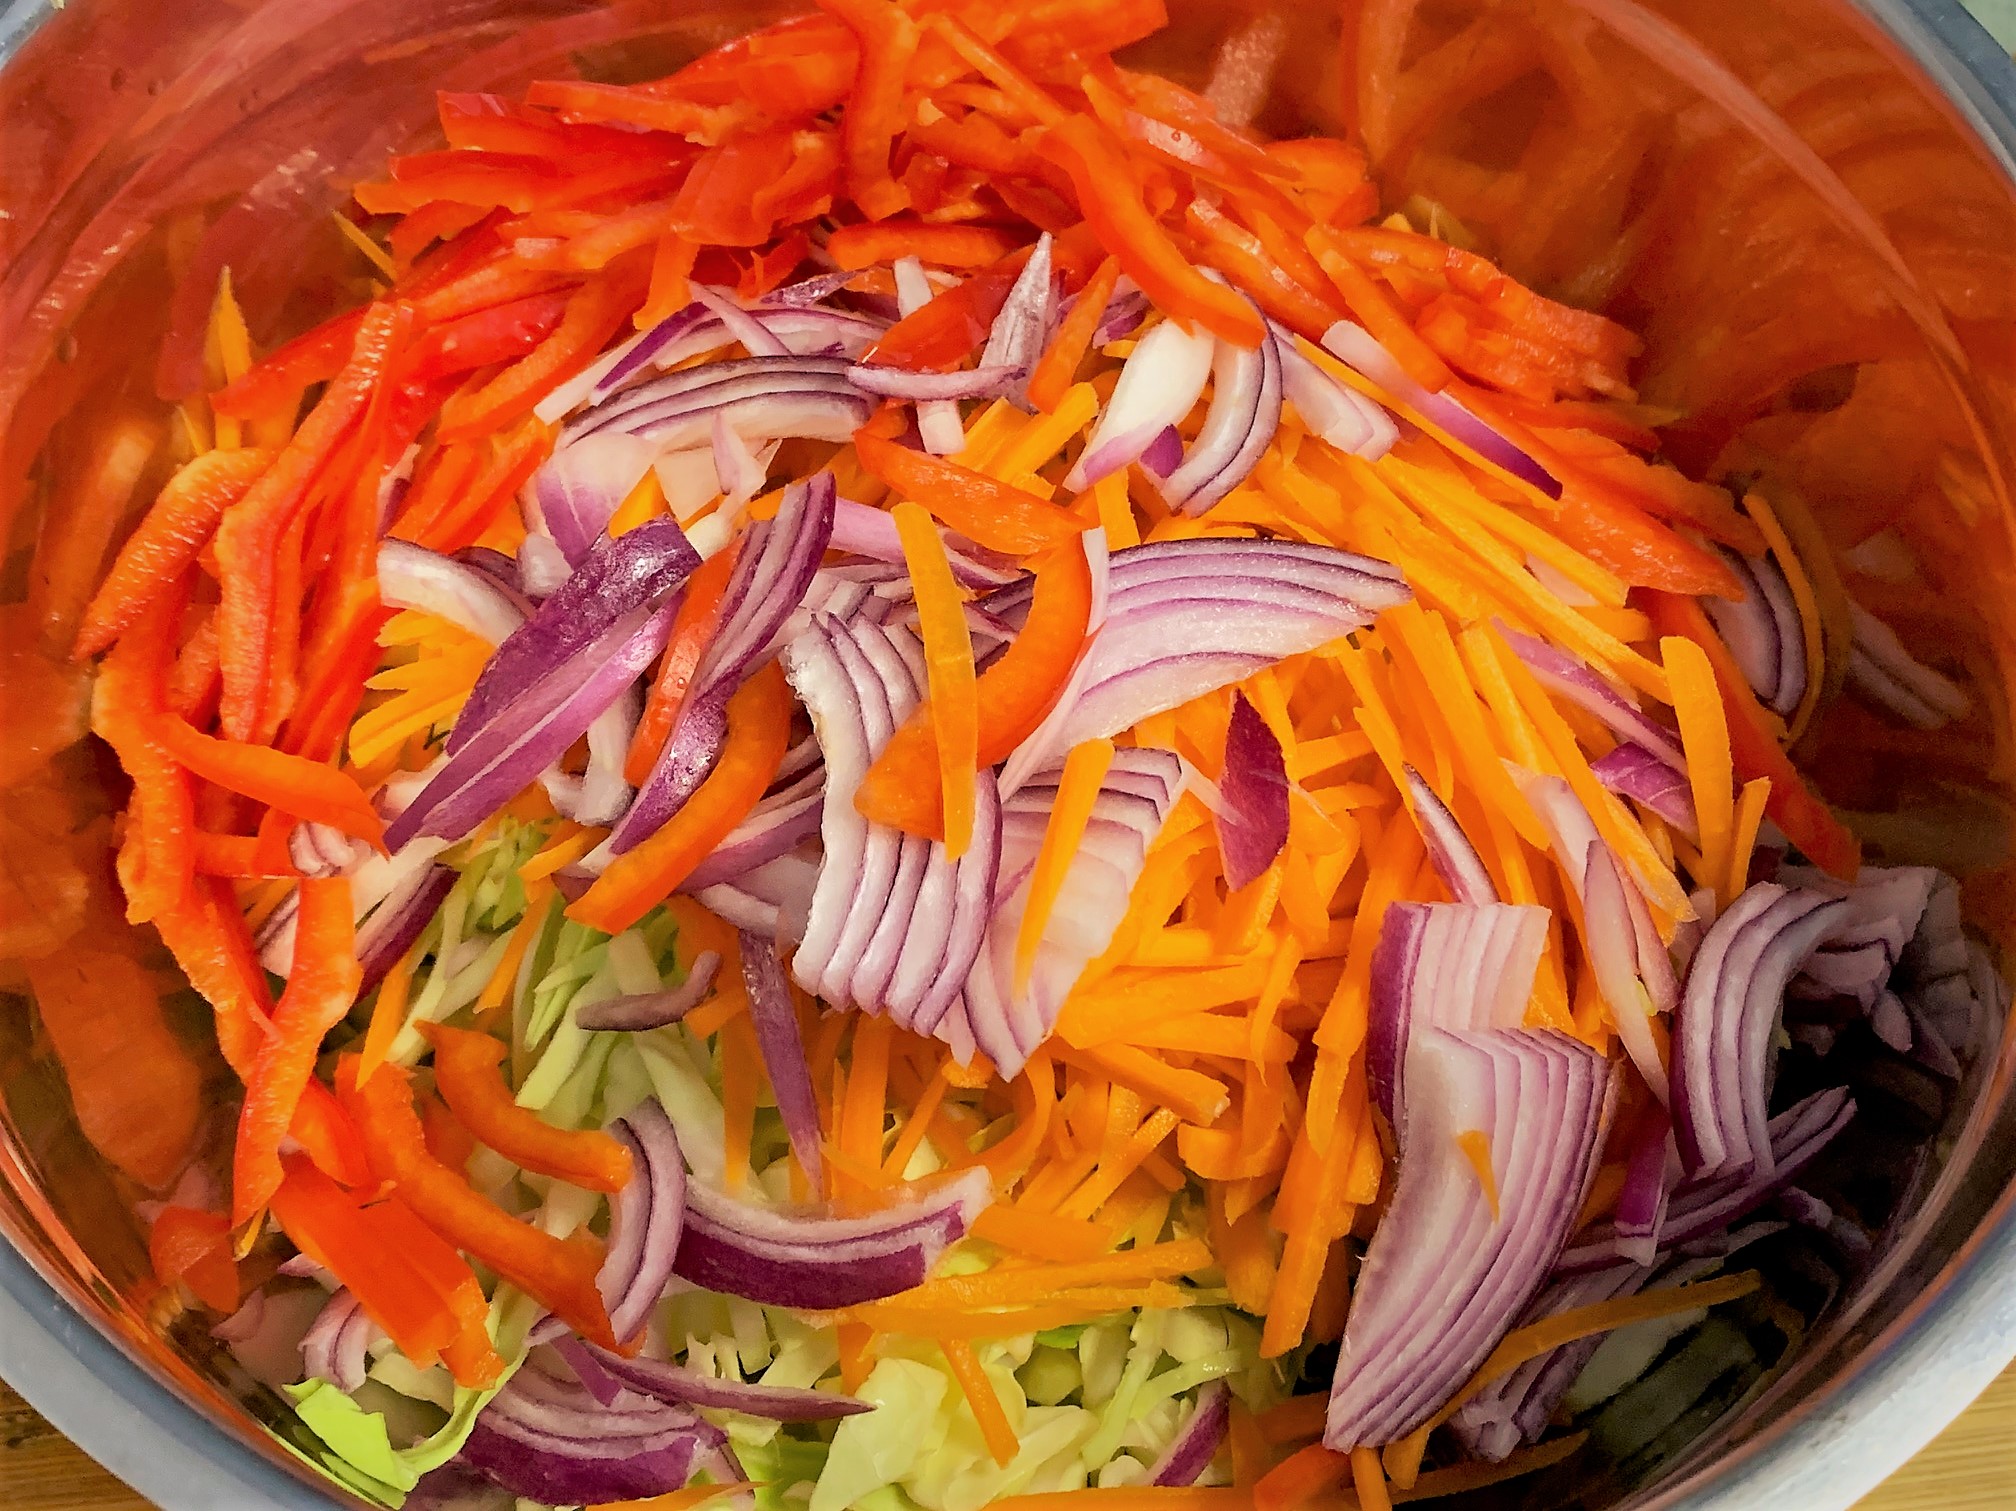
1162,309,1282,514
518,532,571,598
1783,862,1936,1011
1704,549,1805,719
585,1344,872,1421
1095,281,1149,343
1584,843,1670,1105
1277,332,1398,460
1591,742,1698,839
1366,901,1549,1129
542,678,641,827
613,473,836,853
846,363,1023,401
1671,883,1852,1178
452,519,699,757
377,540,528,645
1065,316,1216,488
689,282,789,358
569,355,876,452
829,498,1020,588
355,863,456,996
951,748,1184,1078
682,766,824,891
1149,1381,1231,1486
1216,691,1289,889
299,1289,378,1394
783,613,1001,1030
577,952,722,1032
1402,764,1497,904
982,538,1408,752
1498,626,1685,770
1324,1027,1614,1447
1614,1105,1674,1266
1555,1085,1854,1273
694,850,819,943
741,929,825,1193
1846,600,1972,730
531,432,662,564
599,1100,686,1345
671,1168,992,1309
1319,321,1563,500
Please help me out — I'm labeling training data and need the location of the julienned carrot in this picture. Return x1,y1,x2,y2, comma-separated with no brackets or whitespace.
1016,738,1116,991
340,1056,619,1349
1662,634,1735,902
571,662,793,934
892,500,980,858
233,877,362,1223
419,1023,635,1191
627,544,740,785
1646,592,1860,879
942,1336,1019,1466
854,430,1084,555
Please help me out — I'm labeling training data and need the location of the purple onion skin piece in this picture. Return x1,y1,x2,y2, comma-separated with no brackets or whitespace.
739,930,825,1193
1403,763,1497,904
587,1346,875,1421
577,952,723,1032
1149,1381,1231,1486
1216,692,1290,889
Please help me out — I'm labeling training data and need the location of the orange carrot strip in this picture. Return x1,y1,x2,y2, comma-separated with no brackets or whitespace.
894,500,980,858
626,544,740,785
1027,256,1120,413
1014,738,1115,992
942,1338,1019,1467
1663,634,1735,902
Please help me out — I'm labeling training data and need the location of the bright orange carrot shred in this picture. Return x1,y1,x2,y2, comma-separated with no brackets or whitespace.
892,500,979,858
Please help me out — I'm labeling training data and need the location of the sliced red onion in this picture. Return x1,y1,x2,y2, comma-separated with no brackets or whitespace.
689,283,789,358
846,363,1023,401
710,411,770,510
985,539,1408,755
1319,322,1563,500
1499,626,1686,771
1584,842,1671,1104
830,498,1020,588
1277,332,1398,461
1216,691,1289,889
287,820,367,879
585,1345,873,1421
673,1168,991,1309
681,767,824,891
1591,743,1698,839
299,1289,380,1395
893,257,967,456
950,748,1183,1078
356,863,456,995
1614,1106,1674,1266
1366,901,1549,1130
1784,863,1936,1011
1149,1381,1230,1487
1324,1027,1615,1447
771,269,865,307
569,355,875,451
1556,1084,1854,1273
377,540,528,646
461,1350,719,1505
1671,883,1853,1178
740,929,825,1193
694,849,819,943
1162,306,1282,515
599,1099,687,1346
612,472,836,854
1847,601,1972,730
211,1290,270,1344
1403,764,1497,904
577,952,722,1032
518,532,572,599
386,595,677,851
1094,281,1150,343
1139,424,1183,478
1704,549,1805,719
1065,317,1215,489
542,678,641,828
783,614,1001,1032
452,518,699,757
978,231,1054,405
531,431,662,565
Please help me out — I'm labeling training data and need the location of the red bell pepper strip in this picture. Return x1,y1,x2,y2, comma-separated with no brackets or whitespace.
525,78,757,146
626,544,740,785
1545,479,1746,599
818,0,921,221
827,221,1022,271
396,417,553,553
1306,226,1454,390
864,257,1025,370
209,309,367,422
855,541,1092,838
74,449,273,659
213,303,405,741
192,833,297,878
152,876,373,1189
232,877,362,1223
436,263,645,440
419,1024,635,1191
998,0,1169,71
649,12,858,115
154,714,386,850
405,291,572,383
1184,196,1342,340
1643,592,1861,879
91,592,195,924
148,1206,240,1313
339,1056,619,1349
737,230,813,300
270,1153,505,1387
670,128,833,248
853,431,1084,555
1039,116,1266,347
906,110,1042,178
571,663,794,936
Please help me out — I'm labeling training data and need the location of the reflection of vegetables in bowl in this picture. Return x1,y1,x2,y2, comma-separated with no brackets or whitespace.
3,0,2016,1507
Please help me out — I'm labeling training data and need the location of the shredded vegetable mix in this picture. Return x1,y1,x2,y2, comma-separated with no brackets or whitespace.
42,2,2003,1508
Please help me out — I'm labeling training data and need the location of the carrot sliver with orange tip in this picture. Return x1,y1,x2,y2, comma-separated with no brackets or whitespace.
1352,1445,1395,1511
817,0,918,220
941,1337,1019,1467
1015,737,1116,990
1255,1440,1351,1511
1028,256,1121,413
570,661,793,934
893,499,980,858
1727,776,1773,904
358,937,423,1085
420,1023,635,1190
1662,633,1736,903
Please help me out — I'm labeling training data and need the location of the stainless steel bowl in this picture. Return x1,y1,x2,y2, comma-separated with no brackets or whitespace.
2,0,2011,1506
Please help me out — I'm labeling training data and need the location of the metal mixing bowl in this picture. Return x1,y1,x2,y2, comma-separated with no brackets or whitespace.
2,0,2012,1506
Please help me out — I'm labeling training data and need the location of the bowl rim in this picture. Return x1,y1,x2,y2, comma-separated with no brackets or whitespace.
1,0,2013,1508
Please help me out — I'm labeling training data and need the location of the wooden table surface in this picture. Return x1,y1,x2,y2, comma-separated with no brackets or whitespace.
2,1365,2011,1509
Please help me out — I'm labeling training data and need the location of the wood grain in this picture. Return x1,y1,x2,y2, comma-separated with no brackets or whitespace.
1,1366,2011,1509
